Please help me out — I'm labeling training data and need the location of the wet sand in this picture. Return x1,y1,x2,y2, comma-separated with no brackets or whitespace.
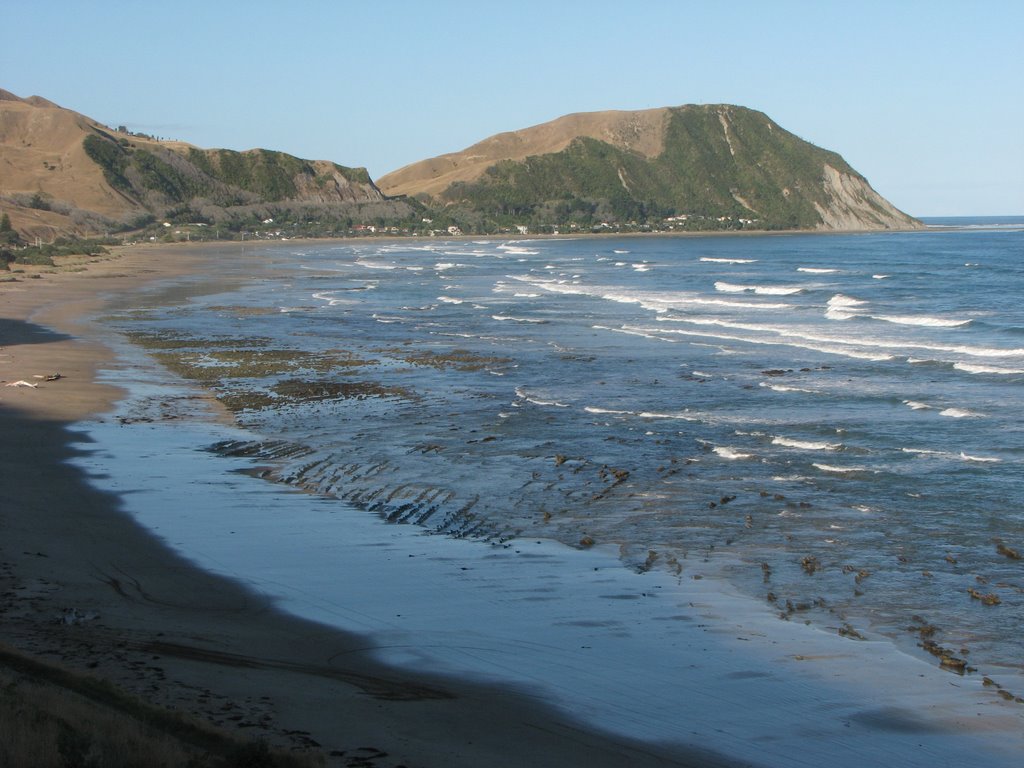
0,246,736,767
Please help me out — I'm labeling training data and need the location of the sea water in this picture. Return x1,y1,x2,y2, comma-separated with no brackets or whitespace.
104,220,1024,687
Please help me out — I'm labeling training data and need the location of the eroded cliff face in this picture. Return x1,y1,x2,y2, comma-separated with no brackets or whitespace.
293,161,385,204
815,165,922,230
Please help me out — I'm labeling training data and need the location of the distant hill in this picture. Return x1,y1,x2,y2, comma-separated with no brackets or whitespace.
0,89,414,241
378,105,921,232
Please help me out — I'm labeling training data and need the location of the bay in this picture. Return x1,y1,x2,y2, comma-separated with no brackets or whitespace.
101,224,1024,695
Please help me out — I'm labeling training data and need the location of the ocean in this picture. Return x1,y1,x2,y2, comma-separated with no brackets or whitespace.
76,219,1024,759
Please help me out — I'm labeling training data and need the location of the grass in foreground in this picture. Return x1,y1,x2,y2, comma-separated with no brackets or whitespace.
0,644,322,768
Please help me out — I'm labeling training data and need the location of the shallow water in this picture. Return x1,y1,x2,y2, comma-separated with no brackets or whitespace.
104,226,1024,684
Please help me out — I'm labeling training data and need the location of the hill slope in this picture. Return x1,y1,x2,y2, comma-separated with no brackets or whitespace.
0,90,411,240
378,105,920,231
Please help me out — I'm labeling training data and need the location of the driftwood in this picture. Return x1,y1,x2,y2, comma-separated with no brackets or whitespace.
3,373,62,387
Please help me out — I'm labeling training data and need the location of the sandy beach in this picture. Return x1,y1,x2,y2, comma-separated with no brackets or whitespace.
3,243,1023,768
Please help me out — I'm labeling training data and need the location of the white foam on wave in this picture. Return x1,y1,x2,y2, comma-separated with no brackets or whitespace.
954,362,1024,375
906,447,1001,464
593,324,673,342
492,315,548,324
874,314,972,328
311,291,357,306
824,294,867,321
813,463,869,474
438,296,464,305
825,310,857,321
434,262,456,271
715,281,804,295
382,243,441,254
940,408,984,419
671,296,793,310
713,281,747,293
514,386,570,408
714,446,753,460
637,410,699,421
772,437,843,451
828,295,867,308
960,452,1001,463
700,257,757,264
825,294,868,321
514,276,794,312
584,406,633,416
613,249,630,254
797,267,839,274
903,400,932,410
759,382,818,394
355,259,398,270
498,244,540,255
653,325,895,362
872,274,890,280
439,250,475,259
662,313,1024,362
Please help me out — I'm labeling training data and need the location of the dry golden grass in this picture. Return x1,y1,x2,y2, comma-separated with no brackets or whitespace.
0,646,322,768
376,107,671,197
0,93,126,216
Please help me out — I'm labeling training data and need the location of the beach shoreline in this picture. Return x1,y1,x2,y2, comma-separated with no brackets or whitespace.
2,243,1022,767
0,247,738,767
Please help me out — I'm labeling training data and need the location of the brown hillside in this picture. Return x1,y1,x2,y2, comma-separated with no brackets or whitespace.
1,90,395,242
0,90,145,237
378,108,670,198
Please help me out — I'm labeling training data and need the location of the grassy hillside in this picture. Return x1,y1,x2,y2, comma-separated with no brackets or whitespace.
0,90,421,242
2,92,918,240
77,128,412,234
400,105,919,232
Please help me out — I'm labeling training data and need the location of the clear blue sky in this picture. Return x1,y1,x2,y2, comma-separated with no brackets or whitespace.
3,1,1021,216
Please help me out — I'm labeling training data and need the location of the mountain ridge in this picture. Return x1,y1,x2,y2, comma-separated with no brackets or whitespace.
1,92,920,242
0,90,411,241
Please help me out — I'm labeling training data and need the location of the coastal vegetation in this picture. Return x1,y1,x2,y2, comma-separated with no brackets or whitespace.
3,236,113,268
77,129,421,240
